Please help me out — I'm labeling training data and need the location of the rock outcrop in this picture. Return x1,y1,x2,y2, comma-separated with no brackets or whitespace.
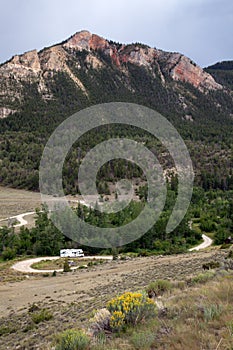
156,51,222,91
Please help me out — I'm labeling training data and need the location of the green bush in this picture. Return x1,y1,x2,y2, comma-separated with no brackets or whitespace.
130,330,155,349
2,247,16,261
31,309,53,324
55,329,90,350
63,259,71,272
146,279,172,298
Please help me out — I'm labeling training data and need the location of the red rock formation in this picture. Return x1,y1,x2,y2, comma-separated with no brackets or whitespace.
170,55,222,90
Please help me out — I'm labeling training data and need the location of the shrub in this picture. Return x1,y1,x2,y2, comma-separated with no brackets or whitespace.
89,308,111,335
63,259,71,272
146,279,172,298
2,247,16,261
55,329,90,350
107,292,156,332
112,248,118,260
130,330,155,349
189,271,215,285
0,323,17,336
31,309,53,324
202,261,220,270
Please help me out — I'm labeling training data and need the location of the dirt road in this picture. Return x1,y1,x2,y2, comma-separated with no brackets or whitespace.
189,234,213,251
12,256,113,273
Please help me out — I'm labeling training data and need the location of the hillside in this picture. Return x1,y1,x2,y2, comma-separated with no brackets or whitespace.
0,30,232,191
205,60,233,90
0,250,232,349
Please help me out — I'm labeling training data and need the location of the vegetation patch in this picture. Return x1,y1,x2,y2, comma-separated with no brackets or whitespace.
106,291,157,332
55,329,90,350
30,309,53,324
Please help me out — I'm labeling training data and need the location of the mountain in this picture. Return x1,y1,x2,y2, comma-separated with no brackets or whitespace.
0,30,225,119
205,60,233,90
0,30,232,191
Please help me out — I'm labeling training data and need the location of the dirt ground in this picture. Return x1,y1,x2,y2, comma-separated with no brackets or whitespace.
0,249,226,350
0,187,42,220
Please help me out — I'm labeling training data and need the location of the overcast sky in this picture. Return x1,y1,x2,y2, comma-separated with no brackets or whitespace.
1,0,232,67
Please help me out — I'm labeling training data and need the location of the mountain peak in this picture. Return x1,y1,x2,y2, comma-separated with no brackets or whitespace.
63,30,109,51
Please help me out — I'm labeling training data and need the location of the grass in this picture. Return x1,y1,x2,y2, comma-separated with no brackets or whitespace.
203,304,222,322
0,256,31,283
31,259,64,270
31,258,107,271
130,330,155,349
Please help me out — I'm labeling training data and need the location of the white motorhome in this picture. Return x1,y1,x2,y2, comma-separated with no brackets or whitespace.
60,249,84,258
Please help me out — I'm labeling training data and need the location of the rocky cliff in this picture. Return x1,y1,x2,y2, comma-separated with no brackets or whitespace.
0,30,224,118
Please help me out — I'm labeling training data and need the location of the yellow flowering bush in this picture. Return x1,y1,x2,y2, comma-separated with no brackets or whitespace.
107,292,156,332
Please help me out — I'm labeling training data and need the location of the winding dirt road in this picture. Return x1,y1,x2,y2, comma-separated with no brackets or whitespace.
0,211,36,228
12,256,113,273
189,234,213,251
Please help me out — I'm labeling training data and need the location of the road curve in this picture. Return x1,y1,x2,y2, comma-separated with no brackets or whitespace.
189,234,213,251
0,211,36,228
12,256,113,274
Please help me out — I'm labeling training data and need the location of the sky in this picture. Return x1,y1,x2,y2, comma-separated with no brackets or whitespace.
0,0,232,67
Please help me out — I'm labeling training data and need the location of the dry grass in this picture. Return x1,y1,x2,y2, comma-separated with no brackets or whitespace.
0,186,41,220
0,258,28,283
159,277,233,349
90,273,233,350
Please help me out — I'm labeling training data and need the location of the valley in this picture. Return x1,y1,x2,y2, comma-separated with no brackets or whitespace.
0,28,232,350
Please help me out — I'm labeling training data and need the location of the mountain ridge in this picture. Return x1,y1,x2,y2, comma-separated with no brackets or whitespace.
0,30,225,119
